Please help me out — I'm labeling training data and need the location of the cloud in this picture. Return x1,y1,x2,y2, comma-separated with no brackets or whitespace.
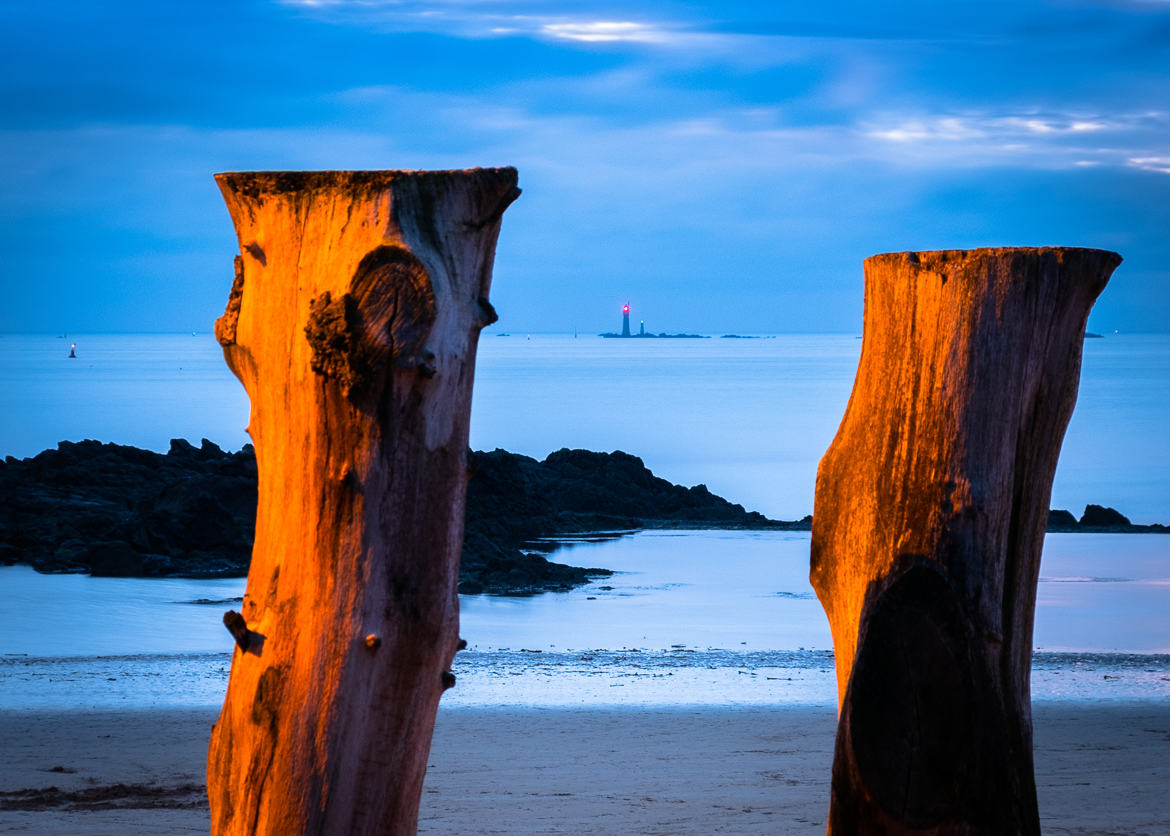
1129,156,1170,173
278,1,679,40
868,113,1122,144
868,118,983,143
273,0,776,58
319,76,1170,182
539,20,671,44
528,17,751,52
861,110,1170,171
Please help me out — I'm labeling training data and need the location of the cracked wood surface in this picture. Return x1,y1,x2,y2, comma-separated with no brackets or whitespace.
206,168,518,836
810,247,1120,834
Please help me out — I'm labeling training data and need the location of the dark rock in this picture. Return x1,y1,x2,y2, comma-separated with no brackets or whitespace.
0,542,19,565
0,440,795,595
88,542,145,577
140,554,175,576
1080,504,1131,527
168,438,199,458
0,439,256,579
456,447,810,594
1047,509,1079,531
199,438,226,459
7,440,1155,594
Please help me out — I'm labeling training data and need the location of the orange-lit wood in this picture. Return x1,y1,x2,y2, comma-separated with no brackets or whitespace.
811,247,1120,833
206,169,519,835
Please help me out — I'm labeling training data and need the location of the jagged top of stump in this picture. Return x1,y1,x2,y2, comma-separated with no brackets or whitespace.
214,168,518,200
866,246,1122,269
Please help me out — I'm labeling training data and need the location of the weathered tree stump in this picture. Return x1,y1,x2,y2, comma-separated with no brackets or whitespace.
811,247,1120,834
206,169,519,835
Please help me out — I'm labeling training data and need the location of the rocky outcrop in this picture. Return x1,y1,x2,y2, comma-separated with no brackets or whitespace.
0,442,1159,592
460,448,803,593
1045,505,1165,533
1046,508,1080,530
1079,503,1132,528
0,438,256,577
0,441,800,592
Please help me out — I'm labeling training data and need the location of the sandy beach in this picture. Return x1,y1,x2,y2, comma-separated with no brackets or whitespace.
1,702,1168,834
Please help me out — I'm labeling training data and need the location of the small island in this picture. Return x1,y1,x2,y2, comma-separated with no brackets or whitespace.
598,303,708,339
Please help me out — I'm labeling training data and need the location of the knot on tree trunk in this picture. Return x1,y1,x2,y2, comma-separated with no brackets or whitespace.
215,256,245,347
304,245,437,399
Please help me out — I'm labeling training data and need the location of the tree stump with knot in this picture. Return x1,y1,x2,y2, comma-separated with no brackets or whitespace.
811,247,1120,834
206,168,519,836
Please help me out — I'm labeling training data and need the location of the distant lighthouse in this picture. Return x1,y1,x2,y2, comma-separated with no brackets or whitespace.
621,303,631,337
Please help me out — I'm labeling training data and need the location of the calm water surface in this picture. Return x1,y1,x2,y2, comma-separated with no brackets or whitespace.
1,333,1167,708
1,332,1167,521
2,531,1167,708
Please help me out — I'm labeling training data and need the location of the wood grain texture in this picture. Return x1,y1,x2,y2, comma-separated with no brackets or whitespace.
206,168,519,835
810,247,1120,834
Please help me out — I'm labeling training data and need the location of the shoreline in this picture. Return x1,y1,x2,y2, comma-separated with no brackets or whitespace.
1,702,1168,833
2,440,1165,596
4,635,1168,711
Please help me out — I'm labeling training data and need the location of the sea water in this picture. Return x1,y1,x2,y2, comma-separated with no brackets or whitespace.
2,332,1168,520
2,529,1168,709
0,332,1168,708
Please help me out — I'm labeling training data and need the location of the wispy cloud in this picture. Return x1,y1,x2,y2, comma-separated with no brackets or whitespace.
322,75,1170,179
1129,156,1170,173
539,20,668,44
275,0,769,56
868,113,1119,144
861,110,1170,172
867,117,983,143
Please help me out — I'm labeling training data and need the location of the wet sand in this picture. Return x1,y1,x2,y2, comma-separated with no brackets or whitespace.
1,703,1168,834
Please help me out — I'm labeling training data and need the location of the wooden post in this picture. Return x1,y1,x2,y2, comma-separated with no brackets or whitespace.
206,169,519,835
811,247,1120,833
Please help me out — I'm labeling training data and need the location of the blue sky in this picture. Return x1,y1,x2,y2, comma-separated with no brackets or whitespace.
1,0,1167,334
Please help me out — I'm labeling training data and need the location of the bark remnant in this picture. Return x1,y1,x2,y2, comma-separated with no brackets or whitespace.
811,247,1120,834
206,168,519,835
